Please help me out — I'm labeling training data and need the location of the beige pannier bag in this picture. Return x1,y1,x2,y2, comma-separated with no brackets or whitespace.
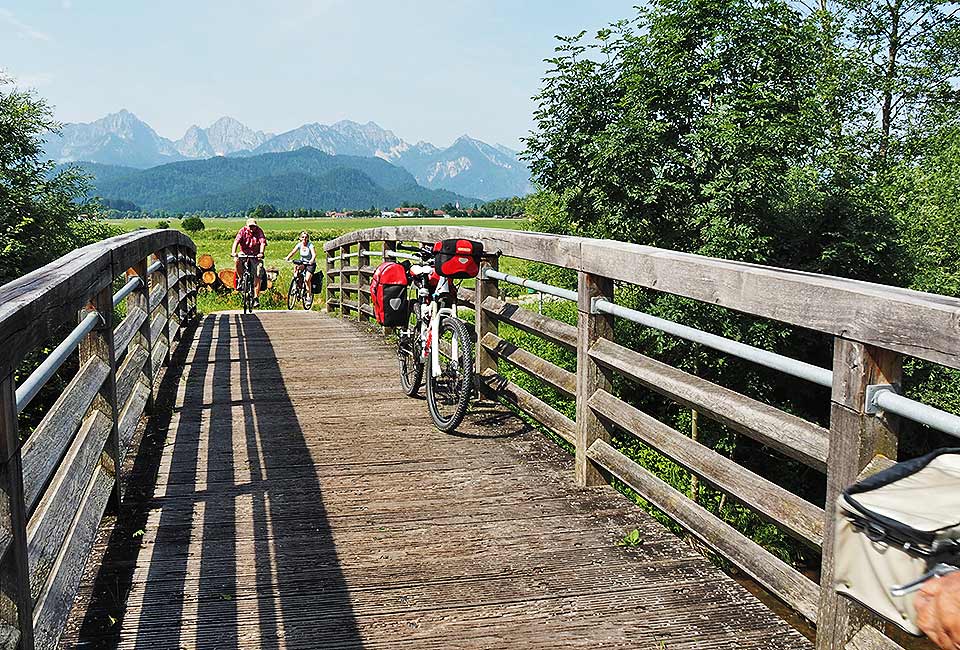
834,449,960,635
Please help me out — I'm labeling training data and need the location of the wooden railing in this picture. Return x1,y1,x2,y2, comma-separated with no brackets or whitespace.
324,226,960,650
0,230,197,650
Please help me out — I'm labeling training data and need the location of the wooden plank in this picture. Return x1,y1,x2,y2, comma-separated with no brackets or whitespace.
817,341,901,650
576,271,613,487
482,295,577,350
590,338,829,471
150,340,169,379
341,301,359,312
480,370,575,445
0,371,35,648
26,411,111,602
32,466,113,650
359,305,374,318
481,332,576,397
115,345,149,410
339,266,360,274
457,287,476,310
118,382,150,454
113,307,147,357
148,283,166,314
845,626,905,650
149,312,165,346
586,438,820,623
589,389,824,548
20,357,109,514
358,242,371,323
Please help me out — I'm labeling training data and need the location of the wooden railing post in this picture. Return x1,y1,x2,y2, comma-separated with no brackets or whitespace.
358,241,370,323
339,244,350,319
324,250,335,314
158,249,171,366
475,254,499,378
816,340,901,650
0,369,35,649
128,259,154,411
187,248,198,322
80,286,122,510
575,271,614,486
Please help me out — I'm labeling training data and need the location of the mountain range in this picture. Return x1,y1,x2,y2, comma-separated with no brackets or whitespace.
44,110,532,200
67,148,479,213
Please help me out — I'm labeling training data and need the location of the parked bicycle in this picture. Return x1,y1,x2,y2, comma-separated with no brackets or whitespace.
234,253,259,314
372,239,497,432
287,261,314,310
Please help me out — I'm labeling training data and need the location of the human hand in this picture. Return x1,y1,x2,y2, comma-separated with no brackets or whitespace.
917,571,960,649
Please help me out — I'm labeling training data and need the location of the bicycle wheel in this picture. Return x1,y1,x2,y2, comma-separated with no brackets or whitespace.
303,279,314,310
242,272,253,314
426,316,473,432
398,300,423,397
287,275,298,310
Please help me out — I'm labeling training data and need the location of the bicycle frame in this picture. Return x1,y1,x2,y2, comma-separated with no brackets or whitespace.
410,264,459,379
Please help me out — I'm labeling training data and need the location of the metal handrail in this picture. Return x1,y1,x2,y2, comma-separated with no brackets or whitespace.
869,387,960,438
483,269,578,302
384,251,419,261
112,276,143,307
15,311,102,414
147,260,163,274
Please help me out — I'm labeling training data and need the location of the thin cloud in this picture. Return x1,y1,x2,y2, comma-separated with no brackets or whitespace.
62,0,73,9
0,9,53,42
13,72,54,89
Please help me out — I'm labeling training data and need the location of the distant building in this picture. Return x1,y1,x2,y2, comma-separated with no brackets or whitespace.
381,210,399,218
328,211,353,219
396,207,422,216
432,209,446,217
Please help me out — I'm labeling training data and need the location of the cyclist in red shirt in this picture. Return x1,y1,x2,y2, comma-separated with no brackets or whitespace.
231,217,267,306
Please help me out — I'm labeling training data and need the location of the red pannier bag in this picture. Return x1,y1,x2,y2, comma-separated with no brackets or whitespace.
370,261,409,326
432,239,483,279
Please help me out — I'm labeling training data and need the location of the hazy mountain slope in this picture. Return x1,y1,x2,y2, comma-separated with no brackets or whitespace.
89,147,478,211
44,110,184,168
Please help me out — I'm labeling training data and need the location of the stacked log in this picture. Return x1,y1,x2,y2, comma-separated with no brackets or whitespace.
201,270,220,288
197,253,215,271
218,268,237,290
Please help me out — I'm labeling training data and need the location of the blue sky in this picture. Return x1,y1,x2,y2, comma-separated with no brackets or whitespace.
1,1,637,148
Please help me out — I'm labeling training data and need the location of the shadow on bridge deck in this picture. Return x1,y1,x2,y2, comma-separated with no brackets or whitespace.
63,311,813,649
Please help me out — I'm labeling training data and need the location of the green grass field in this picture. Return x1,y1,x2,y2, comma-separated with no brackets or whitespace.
116,217,531,313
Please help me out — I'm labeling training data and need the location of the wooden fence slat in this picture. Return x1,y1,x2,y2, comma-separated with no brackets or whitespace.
482,295,577,350
147,283,165,315
26,411,111,602
112,307,147,358
0,371,35,649
481,333,576,397
589,388,824,548
845,625,905,650
150,340,169,379
590,338,829,471
115,345,150,411
480,370,575,446
20,358,109,514
358,242,370,323
475,256,499,380
586,438,820,624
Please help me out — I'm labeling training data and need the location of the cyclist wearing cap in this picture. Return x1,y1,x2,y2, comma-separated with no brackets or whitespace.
231,217,267,306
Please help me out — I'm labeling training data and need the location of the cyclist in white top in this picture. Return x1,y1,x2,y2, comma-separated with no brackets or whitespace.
284,231,317,288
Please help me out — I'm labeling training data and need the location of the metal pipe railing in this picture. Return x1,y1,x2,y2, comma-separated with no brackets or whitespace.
384,251,420,261
482,269,578,302
112,276,143,307
147,260,163,274
870,387,960,438
592,298,834,388
15,311,102,414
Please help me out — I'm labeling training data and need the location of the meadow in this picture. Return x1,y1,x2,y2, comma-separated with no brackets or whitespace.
113,217,530,312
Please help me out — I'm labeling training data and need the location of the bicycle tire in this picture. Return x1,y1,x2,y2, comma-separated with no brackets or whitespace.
398,302,423,396
426,316,473,432
287,275,298,310
241,270,253,314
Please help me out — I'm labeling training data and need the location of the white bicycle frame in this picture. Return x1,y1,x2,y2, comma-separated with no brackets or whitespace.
410,264,459,378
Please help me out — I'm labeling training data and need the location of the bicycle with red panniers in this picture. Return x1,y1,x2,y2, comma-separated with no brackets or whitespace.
370,239,499,432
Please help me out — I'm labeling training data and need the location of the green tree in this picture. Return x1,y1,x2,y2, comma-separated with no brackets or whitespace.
0,77,115,284
181,216,205,232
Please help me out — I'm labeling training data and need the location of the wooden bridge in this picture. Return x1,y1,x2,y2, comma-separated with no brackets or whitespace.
2,227,958,649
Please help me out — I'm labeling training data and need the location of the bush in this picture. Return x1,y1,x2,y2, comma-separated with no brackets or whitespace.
156,220,170,229
182,216,205,232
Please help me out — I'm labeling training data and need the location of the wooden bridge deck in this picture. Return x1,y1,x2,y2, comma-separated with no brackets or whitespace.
63,311,812,649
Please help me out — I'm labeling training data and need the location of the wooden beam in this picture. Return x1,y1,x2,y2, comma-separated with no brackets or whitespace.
575,271,613,487
816,340,901,650
587,438,820,624
482,296,577,351
475,256,499,379
479,370,575,446
481,333,576,397
589,389,824,548
589,338,829,471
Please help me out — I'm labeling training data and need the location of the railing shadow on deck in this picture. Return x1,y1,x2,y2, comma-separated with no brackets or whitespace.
73,314,363,649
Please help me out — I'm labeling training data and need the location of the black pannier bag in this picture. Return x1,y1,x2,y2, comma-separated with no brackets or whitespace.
432,239,483,279
310,271,322,294
834,448,960,635
370,261,409,326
